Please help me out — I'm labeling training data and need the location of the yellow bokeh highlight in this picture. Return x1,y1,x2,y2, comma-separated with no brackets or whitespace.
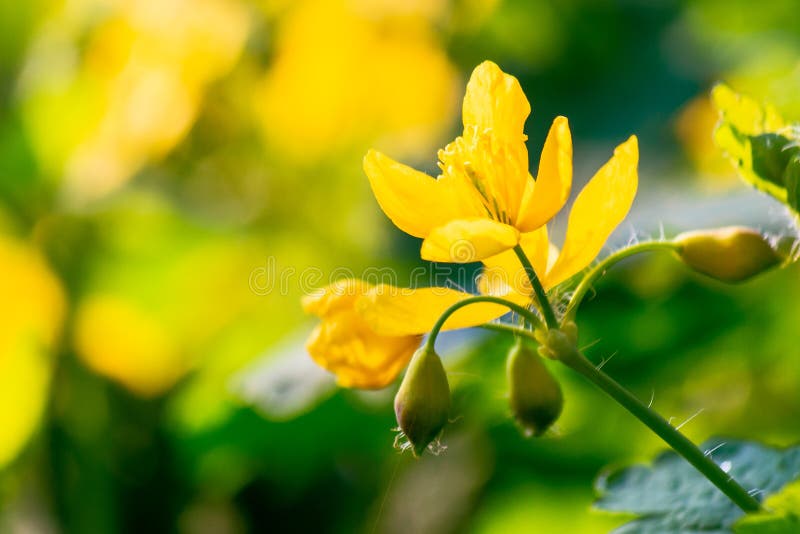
74,295,184,398
675,94,736,186
0,338,52,468
20,0,249,204
254,0,458,161
0,235,65,467
71,218,288,400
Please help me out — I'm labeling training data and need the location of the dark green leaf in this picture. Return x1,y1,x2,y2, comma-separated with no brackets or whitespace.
711,83,796,204
750,133,798,190
784,152,800,213
595,439,800,533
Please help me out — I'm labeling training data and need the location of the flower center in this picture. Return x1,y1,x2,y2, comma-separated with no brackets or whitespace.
437,126,527,225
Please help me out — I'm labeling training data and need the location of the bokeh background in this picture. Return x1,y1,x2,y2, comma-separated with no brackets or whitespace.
2,0,800,532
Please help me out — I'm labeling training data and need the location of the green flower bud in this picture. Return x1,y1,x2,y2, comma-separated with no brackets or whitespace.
507,339,563,437
394,346,450,456
674,226,784,283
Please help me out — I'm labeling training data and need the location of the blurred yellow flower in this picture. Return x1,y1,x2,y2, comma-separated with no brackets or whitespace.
365,60,638,271
0,235,65,467
254,0,457,161
74,295,185,398
303,279,508,388
675,94,736,185
71,213,274,399
480,137,638,293
20,0,248,204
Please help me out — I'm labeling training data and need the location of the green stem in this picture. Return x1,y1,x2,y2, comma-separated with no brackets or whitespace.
564,241,679,323
425,296,543,352
556,345,762,513
513,244,559,329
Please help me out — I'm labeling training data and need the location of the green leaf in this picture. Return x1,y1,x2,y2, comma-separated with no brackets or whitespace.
750,133,798,190
594,439,800,533
711,83,796,203
232,333,336,421
784,153,800,213
711,84,785,136
735,514,799,534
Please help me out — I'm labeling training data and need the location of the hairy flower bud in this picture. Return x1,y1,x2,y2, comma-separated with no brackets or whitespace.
394,346,450,456
674,226,784,283
507,339,563,437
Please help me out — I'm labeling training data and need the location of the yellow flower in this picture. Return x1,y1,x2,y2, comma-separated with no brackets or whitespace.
254,0,457,162
19,0,248,203
365,60,576,263
303,278,508,388
480,137,639,294
307,60,641,388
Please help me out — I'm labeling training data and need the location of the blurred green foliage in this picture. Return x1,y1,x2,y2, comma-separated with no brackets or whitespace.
1,0,800,532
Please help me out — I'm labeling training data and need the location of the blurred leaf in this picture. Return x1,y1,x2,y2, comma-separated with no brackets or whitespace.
595,439,800,533
735,515,799,534
232,330,335,421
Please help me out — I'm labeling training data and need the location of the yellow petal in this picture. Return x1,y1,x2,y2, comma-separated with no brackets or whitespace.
364,149,469,238
302,278,373,317
480,227,550,297
517,116,573,231
462,60,530,143
421,218,520,263
475,273,533,307
359,285,510,337
546,136,639,287
306,311,420,389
